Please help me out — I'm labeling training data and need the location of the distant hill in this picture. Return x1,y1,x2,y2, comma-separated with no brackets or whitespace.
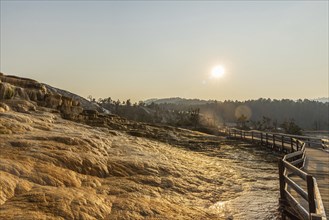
146,97,329,105
144,97,215,105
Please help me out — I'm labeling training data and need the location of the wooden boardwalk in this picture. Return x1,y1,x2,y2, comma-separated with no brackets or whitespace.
226,128,327,219
304,147,329,217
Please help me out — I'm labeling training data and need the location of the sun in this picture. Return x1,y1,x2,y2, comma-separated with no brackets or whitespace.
211,65,225,78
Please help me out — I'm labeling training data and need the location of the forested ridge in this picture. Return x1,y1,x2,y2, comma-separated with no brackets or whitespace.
96,97,328,131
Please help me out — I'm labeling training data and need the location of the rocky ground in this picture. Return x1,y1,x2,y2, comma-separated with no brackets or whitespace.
0,73,280,219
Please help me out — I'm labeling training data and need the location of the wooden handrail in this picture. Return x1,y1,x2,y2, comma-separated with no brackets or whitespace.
283,160,308,180
228,128,324,141
284,175,308,201
285,190,309,219
225,128,327,220
314,180,326,216
290,157,304,166
285,150,303,159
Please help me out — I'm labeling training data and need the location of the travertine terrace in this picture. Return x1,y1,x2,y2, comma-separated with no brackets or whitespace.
0,73,280,219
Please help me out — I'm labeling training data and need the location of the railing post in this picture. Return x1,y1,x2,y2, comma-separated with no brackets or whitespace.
279,159,286,203
273,134,276,150
281,136,284,152
307,175,316,214
266,133,269,146
290,137,294,152
260,133,263,145
251,131,254,143
296,140,299,151
240,130,243,139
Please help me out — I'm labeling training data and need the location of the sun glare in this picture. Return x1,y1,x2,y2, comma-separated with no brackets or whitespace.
211,65,225,78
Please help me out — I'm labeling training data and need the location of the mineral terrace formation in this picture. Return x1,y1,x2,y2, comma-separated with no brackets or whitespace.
0,73,279,219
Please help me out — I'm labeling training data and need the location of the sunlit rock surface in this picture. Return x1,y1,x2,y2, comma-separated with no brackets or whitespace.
0,73,280,219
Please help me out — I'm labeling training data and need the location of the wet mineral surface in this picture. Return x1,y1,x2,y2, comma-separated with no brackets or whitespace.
0,109,280,219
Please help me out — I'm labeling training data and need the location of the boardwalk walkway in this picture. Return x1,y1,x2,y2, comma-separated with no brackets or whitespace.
226,128,328,219
305,147,329,217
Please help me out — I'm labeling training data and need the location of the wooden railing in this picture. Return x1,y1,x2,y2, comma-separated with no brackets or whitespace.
226,128,327,220
321,139,329,149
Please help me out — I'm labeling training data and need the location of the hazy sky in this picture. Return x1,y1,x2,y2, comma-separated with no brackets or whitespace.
1,1,328,102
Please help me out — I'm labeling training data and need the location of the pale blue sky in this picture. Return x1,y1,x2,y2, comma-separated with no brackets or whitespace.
1,1,328,102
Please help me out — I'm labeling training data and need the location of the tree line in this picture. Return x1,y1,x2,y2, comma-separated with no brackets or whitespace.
89,96,329,134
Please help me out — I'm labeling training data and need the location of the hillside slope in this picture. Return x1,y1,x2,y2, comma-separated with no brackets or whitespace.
0,73,280,219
